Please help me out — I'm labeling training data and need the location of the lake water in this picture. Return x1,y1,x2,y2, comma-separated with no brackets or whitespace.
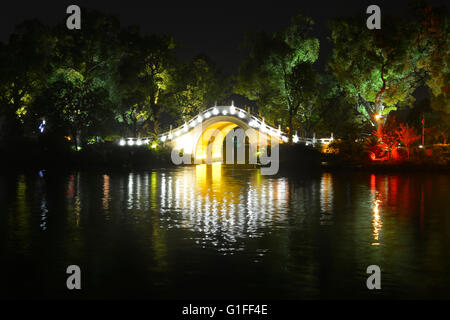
1,166,449,299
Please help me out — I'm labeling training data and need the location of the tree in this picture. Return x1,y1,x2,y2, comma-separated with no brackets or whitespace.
317,72,368,140
410,2,449,116
329,16,422,129
397,123,420,159
31,68,114,150
235,14,320,139
373,117,399,160
169,55,230,122
38,10,123,146
427,112,449,145
0,20,55,138
117,26,176,137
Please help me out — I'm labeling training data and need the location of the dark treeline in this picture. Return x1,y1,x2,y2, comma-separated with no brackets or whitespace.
0,1,448,165
0,9,231,151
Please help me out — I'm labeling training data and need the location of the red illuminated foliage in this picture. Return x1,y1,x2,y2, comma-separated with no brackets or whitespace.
373,118,399,160
397,123,420,159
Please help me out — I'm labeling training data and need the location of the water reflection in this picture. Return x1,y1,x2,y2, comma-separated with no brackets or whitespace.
36,170,49,231
11,169,419,251
157,164,290,252
39,199,48,231
320,173,333,225
372,198,382,245
102,174,111,211
1,169,450,299
14,175,31,250
370,174,384,246
66,173,81,227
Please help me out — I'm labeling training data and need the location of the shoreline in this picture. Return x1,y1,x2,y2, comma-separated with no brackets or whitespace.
1,142,448,174
319,162,450,173
1,160,448,175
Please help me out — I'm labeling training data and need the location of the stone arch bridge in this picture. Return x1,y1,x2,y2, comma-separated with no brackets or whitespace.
118,105,333,163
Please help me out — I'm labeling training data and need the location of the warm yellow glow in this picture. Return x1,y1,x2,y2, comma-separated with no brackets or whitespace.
212,162,222,184
151,171,157,203
320,173,334,225
153,166,291,250
194,121,238,162
195,164,207,187
102,174,110,210
165,113,282,164
320,173,333,213
374,113,381,121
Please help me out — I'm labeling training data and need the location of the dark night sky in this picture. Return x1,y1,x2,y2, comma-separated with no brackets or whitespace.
0,0,448,73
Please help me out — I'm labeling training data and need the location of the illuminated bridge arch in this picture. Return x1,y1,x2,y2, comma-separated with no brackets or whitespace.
159,105,288,163
117,105,335,161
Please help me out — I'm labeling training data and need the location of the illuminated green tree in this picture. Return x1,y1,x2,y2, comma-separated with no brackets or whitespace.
32,68,114,149
0,20,55,137
316,71,368,139
329,16,422,127
117,27,176,137
235,14,320,139
170,55,230,121
33,10,123,146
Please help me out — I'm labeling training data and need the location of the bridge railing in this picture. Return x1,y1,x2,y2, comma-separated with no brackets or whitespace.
116,105,333,147
155,105,288,143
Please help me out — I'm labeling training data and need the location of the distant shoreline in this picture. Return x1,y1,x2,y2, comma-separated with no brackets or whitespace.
1,141,449,174
319,162,450,173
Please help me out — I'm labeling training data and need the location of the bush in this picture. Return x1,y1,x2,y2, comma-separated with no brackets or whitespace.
279,143,322,170
327,139,367,163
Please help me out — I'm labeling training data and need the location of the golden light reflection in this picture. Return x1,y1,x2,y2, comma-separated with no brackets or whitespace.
369,174,383,246
196,164,207,187
320,173,333,225
102,174,110,210
151,171,158,206
212,162,221,185
156,165,290,252
372,198,383,245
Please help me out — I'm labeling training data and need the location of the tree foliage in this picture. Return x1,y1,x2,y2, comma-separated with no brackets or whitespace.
329,15,424,126
235,14,320,138
170,55,230,121
117,26,175,136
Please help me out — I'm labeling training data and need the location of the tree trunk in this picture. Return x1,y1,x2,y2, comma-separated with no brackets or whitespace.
375,63,387,132
133,117,138,138
72,129,79,151
288,111,293,143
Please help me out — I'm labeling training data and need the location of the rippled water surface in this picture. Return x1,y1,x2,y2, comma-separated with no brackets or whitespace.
1,166,449,299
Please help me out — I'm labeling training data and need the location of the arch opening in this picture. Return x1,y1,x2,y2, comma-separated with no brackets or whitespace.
195,121,240,163
169,113,279,166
